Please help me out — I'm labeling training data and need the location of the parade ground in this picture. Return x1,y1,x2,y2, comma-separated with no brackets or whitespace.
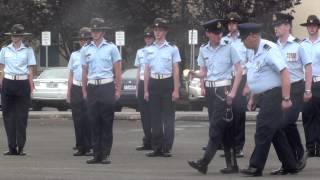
0,111,319,180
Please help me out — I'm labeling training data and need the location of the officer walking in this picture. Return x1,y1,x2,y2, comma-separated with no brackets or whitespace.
221,12,248,158
238,23,302,176
300,15,320,157
135,27,154,151
67,27,92,156
81,18,122,164
188,19,243,174
270,13,311,175
144,18,181,157
0,24,36,156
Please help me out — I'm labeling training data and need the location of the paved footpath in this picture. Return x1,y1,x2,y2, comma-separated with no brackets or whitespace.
0,117,318,180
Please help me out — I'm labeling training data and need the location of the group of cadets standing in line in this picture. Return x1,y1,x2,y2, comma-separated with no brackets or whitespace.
1,12,320,177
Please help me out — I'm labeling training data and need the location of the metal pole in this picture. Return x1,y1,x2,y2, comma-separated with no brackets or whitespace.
45,46,48,69
119,46,122,58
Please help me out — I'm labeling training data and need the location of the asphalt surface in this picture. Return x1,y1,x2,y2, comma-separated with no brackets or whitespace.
0,114,318,180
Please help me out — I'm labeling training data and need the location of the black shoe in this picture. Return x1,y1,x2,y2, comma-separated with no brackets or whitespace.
73,151,86,156
3,150,17,156
188,160,208,174
220,153,225,157
100,156,111,164
220,166,239,174
236,150,244,158
136,145,152,151
270,167,288,175
73,146,78,150
146,151,163,157
240,167,262,176
202,146,207,151
84,151,93,156
86,157,101,164
307,150,316,157
17,147,26,156
162,151,172,157
297,151,308,171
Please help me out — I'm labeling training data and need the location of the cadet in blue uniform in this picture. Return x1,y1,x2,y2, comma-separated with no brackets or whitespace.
238,23,302,176
271,13,311,175
0,24,36,156
135,27,154,151
67,27,92,156
221,12,247,158
81,18,122,164
188,19,243,174
144,18,181,157
300,15,320,157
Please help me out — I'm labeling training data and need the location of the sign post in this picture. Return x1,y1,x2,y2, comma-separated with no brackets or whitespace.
115,31,125,57
41,31,51,69
188,29,198,70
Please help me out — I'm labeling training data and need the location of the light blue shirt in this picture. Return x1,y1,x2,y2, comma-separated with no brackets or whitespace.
246,39,287,94
221,33,248,65
197,41,241,81
134,47,147,76
300,36,320,77
80,39,121,80
144,41,181,74
277,34,311,83
68,50,82,81
0,43,36,75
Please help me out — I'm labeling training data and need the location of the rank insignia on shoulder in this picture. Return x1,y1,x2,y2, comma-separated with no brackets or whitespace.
168,42,175,46
201,42,208,47
263,44,271,50
294,38,301,43
85,53,91,57
224,40,230,44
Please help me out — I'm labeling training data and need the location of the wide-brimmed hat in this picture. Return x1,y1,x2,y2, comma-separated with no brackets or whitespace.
89,18,111,31
152,18,170,29
4,24,32,36
226,12,241,23
272,13,294,26
300,15,320,26
144,26,154,37
73,27,92,40
202,19,225,33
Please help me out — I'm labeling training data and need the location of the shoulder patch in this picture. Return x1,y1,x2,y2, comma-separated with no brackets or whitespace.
263,44,271,51
224,40,230,44
168,42,176,46
201,42,208,47
294,38,301,43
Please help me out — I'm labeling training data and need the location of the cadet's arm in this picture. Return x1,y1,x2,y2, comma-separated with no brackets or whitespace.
0,64,3,87
67,71,73,103
304,63,312,91
113,61,122,100
144,64,150,101
230,62,243,98
28,66,34,95
82,65,88,99
280,68,291,98
173,63,180,93
136,67,140,96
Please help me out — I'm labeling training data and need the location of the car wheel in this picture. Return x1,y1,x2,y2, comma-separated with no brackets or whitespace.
57,107,68,111
32,104,43,111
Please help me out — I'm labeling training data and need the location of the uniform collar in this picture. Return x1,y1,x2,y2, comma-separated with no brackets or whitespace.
205,40,227,50
153,40,169,48
8,42,27,51
89,38,108,47
226,32,240,40
305,36,320,44
277,34,295,46
255,39,267,57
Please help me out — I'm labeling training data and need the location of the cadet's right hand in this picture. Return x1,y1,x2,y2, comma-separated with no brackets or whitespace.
66,93,70,103
281,99,292,111
247,98,256,111
144,91,149,101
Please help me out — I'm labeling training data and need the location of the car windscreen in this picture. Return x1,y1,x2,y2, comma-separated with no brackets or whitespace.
122,69,137,79
38,68,69,79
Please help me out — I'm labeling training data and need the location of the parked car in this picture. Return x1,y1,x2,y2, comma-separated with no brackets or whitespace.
32,67,70,111
116,68,138,111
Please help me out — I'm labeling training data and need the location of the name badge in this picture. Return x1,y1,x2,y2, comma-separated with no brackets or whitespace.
286,53,297,62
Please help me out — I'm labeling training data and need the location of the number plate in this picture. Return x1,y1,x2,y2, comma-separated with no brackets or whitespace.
123,85,136,90
47,82,58,88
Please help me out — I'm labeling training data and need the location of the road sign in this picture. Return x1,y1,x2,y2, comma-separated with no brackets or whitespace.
188,30,198,45
115,31,125,46
41,31,51,46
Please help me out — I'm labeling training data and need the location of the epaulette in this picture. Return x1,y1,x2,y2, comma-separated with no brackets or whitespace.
294,38,302,43
201,42,208,47
168,42,175,46
224,40,230,44
263,44,271,51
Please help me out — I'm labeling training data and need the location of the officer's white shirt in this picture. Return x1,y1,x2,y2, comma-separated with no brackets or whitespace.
246,39,287,94
276,34,311,83
0,43,36,75
144,41,181,75
300,36,320,77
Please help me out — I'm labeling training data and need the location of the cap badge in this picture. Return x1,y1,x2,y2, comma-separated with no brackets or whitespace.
217,22,222,28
